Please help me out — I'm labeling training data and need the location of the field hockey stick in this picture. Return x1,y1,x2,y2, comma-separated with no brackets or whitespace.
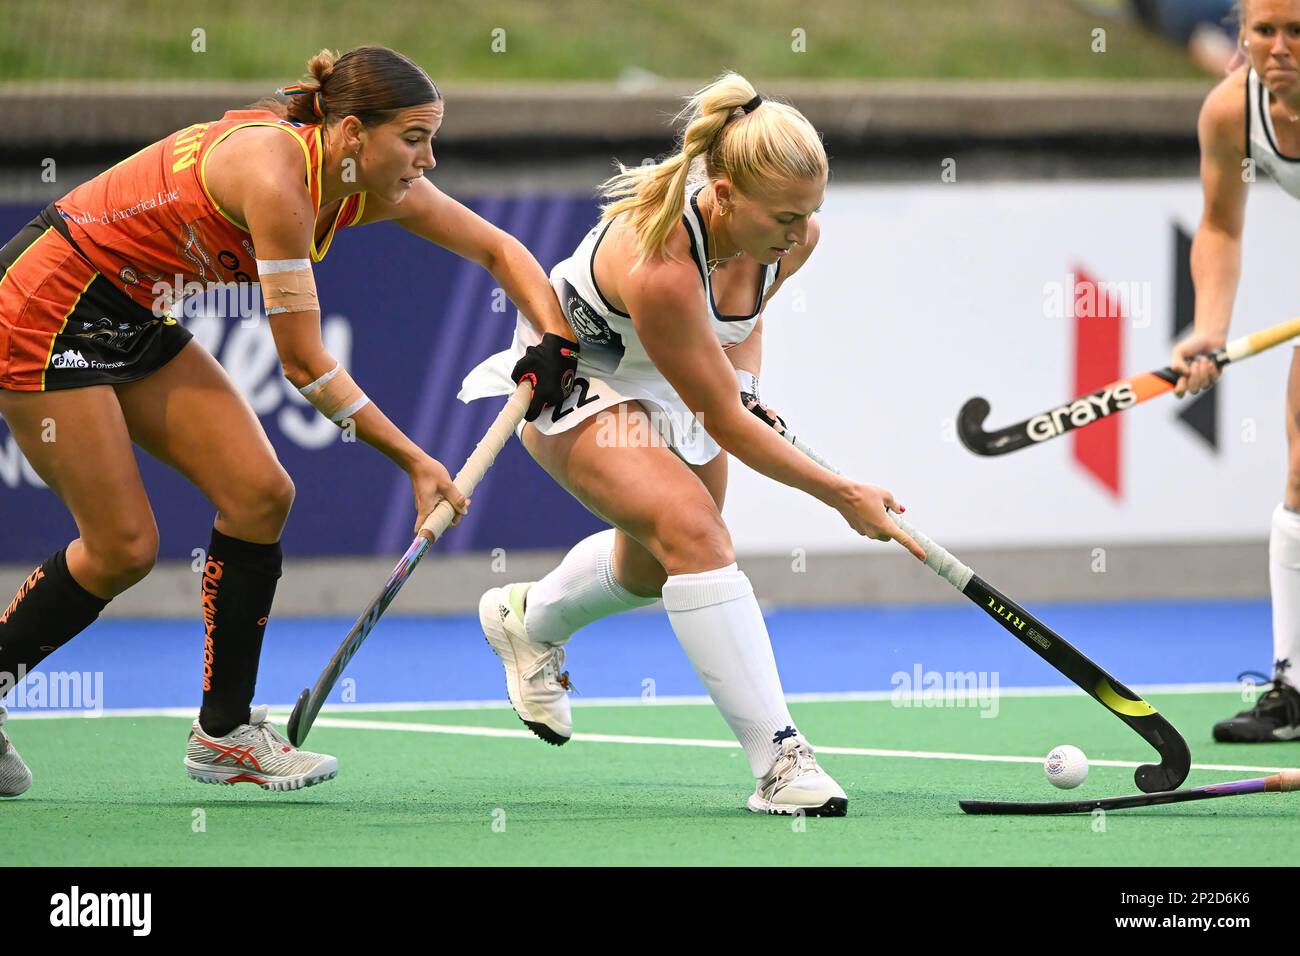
961,768,1300,815
286,380,533,747
958,314,1300,456
778,429,1191,793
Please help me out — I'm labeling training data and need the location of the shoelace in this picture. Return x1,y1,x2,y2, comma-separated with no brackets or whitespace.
521,645,576,692
1235,670,1300,726
790,745,820,778
765,741,818,792
245,708,294,751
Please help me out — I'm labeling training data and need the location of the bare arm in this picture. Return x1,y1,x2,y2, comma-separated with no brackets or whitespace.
1174,72,1250,395
623,257,922,557
1192,75,1249,344
233,141,425,471
364,178,572,338
234,136,466,525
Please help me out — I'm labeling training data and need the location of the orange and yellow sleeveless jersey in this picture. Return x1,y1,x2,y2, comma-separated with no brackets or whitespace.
53,109,365,311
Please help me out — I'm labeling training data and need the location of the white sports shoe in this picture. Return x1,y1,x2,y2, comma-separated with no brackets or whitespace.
747,736,848,817
185,705,338,791
0,705,33,798
479,583,573,745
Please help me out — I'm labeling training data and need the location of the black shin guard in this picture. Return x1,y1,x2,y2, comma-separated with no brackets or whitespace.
0,548,109,700
198,528,282,737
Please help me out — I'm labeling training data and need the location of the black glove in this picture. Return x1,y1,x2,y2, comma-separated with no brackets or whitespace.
741,389,787,433
512,332,579,422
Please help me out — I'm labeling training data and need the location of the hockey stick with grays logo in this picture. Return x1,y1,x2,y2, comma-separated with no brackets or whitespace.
777,429,1191,794
957,315,1300,456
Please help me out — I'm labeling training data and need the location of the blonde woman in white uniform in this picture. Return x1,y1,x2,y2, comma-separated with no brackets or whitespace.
1173,0,1300,741
460,73,924,816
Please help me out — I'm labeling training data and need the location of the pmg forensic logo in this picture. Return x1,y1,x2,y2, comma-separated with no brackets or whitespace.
49,886,151,936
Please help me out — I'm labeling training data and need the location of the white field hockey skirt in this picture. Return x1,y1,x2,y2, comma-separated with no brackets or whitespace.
457,318,722,466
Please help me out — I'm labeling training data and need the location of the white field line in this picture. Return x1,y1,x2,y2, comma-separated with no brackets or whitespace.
9,693,1293,776
296,716,1293,776
6,680,1249,721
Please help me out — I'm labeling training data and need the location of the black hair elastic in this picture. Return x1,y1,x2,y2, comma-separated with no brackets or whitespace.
741,94,762,114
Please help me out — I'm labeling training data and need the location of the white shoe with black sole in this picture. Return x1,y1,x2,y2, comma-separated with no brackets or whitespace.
479,583,573,746
748,736,848,817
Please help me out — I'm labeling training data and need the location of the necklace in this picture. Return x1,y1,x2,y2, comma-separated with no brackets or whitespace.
1271,89,1300,123
707,248,742,275
702,185,743,277
704,205,742,275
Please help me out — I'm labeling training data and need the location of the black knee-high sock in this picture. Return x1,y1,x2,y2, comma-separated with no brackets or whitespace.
198,528,282,737
0,548,109,702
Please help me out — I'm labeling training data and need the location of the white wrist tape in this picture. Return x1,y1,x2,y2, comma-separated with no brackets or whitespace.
735,368,759,399
256,258,312,273
298,362,371,423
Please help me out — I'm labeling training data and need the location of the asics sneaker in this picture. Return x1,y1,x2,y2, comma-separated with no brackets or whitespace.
185,704,338,791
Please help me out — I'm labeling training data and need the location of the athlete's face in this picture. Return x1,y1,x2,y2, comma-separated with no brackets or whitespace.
356,102,443,204
718,174,826,266
1242,0,1300,99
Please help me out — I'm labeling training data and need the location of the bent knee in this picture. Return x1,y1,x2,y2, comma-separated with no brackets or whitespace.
262,469,296,518
83,525,159,585
650,503,734,574
217,466,295,527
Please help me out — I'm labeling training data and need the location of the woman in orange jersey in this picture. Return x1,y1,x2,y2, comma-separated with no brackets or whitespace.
0,46,578,797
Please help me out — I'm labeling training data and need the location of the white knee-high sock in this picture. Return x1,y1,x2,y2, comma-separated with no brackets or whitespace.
1269,504,1300,686
661,564,799,778
524,529,658,645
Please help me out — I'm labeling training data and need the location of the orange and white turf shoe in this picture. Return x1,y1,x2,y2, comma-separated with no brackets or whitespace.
185,704,338,792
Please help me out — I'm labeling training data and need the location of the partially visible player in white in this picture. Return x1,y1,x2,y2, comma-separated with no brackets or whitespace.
1173,0,1300,741
459,73,925,816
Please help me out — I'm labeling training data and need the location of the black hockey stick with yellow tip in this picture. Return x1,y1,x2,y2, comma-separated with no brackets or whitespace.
770,424,1191,794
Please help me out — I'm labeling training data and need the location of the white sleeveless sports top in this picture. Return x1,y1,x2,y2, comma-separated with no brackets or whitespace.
551,182,781,380
1246,67,1300,200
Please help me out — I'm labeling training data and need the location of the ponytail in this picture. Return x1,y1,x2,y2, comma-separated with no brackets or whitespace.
248,45,439,128
599,72,827,267
599,72,761,266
